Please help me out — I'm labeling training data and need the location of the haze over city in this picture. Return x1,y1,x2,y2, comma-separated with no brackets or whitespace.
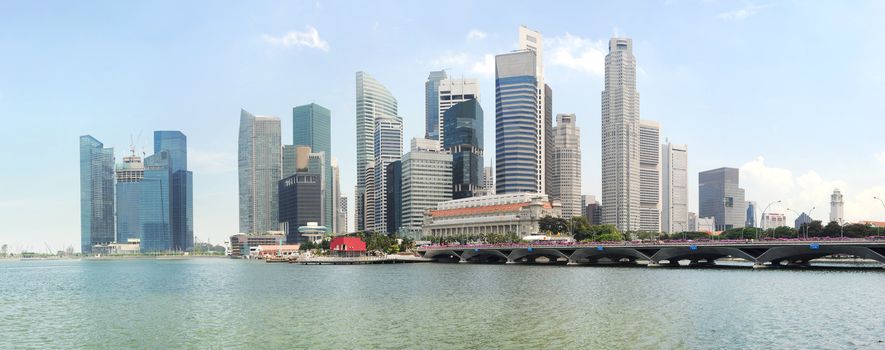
2,0,884,251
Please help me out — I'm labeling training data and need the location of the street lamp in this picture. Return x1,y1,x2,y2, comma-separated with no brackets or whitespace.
874,196,885,237
759,200,782,241
786,208,802,240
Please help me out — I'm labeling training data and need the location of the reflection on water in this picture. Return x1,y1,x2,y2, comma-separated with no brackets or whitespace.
0,259,882,349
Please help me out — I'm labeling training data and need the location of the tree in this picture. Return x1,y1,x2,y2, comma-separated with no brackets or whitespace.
1,244,6,257
823,221,841,237
581,225,623,242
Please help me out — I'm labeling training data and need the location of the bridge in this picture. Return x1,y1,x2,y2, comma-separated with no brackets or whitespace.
416,239,885,268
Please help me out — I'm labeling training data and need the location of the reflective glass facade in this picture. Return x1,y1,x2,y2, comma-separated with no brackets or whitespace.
494,51,540,194
293,103,333,231
238,109,282,234
355,71,397,231
141,151,172,252
424,70,447,140
385,160,402,234
443,99,484,199
154,131,187,173
155,130,192,251
80,135,115,253
279,173,323,243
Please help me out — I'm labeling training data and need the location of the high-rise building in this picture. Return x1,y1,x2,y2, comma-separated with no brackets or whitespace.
401,139,453,237
551,113,581,218
115,147,143,243
363,163,375,232
481,166,496,196
373,116,402,233
794,212,813,230
425,70,447,141
80,135,115,253
601,37,641,233
661,142,688,233
278,172,322,243
293,103,333,232
282,145,298,178
581,195,602,226
437,78,480,145
687,212,698,231
518,26,551,197
385,160,403,234
337,196,348,234
495,49,540,194
544,84,554,200
830,189,844,223
154,130,193,251
355,72,397,232
746,201,757,227
443,99,483,199
639,120,661,232
331,157,340,234
699,167,746,230
140,151,172,252
238,109,281,234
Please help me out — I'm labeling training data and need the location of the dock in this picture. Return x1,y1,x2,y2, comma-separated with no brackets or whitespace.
293,255,432,265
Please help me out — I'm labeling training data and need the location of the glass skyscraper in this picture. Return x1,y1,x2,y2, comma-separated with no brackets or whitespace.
238,109,282,234
115,149,144,243
443,99,484,199
355,71,397,232
140,151,172,252
494,50,540,194
373,116,402,233
424,70,447,141
293,103,333,232
154,130,193,251
80,135,115,253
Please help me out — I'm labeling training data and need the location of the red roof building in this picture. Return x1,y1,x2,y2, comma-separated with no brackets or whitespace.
330,237,367,256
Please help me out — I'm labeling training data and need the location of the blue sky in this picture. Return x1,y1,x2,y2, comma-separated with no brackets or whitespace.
1,1,884,251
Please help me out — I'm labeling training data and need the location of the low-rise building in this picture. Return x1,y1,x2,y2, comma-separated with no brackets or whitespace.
330,237,367,257
253,244,301,258
696,217,716,233
422,193,561,238
228,233,286,257
762,213,787,230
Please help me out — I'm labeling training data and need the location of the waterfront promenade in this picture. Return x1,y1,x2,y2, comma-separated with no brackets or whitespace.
417,238,885,268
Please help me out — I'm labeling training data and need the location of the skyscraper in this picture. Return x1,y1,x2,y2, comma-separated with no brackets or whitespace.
80,135,115,253
639,120,661,232
373,116,402,233
443,99,483,199
115,147,143,244
337,196,348,234
278,172,322,243
425,70,447,141
551,113,581,218
699,167,746,230
331,157,340,234
355,72,397,232
401,139,452,237
662,142,688,233
481,166,496,196
385,160,402,234
238,109,282,234
746,201,757,227
281,145,298,178
495,49,540,194
141,150,172,252
154,130,193,251
601,37,641,232
581,195,602,226
293,103,333,232
544,84,554,200
830,189,844,223
437,78,480,145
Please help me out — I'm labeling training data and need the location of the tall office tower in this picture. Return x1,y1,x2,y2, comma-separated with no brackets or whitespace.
638,120,660,232
282,145,298,178
155,130,193,251
425,70,447,140
401,139,453,237
699,167,747,230
293,103,333,232
141,151,172,252
372,116,402,234
331,157,340,234
308,152,327,225
495,49,540,194
601,37,641,232
443,99,483,199
238,109,282,234
687,212,698,231
79,135,115,253
544,84,554,199
337,196,348,234
115,147,144,243
363,164,375,232
746,201,757,227
278,172,322,243
481,166,496,196
830,189,844,223
437,78,480,145
661,142,688,233
355,71,397,231
385,160,402,234
551,113,581,218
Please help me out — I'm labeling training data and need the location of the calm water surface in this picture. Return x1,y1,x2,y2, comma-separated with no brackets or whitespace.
1,258,883,349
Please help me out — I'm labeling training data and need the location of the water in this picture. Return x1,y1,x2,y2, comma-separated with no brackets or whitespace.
1,258,883,349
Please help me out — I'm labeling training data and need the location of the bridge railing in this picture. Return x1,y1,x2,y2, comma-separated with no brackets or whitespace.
417,236,885,250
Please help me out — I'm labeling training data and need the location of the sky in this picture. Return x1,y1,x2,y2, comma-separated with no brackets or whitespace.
1,0,884,252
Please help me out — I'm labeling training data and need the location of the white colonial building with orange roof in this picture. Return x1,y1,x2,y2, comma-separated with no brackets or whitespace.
422,193,561,238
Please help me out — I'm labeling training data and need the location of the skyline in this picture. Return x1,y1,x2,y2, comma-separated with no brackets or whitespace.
3,1,885,251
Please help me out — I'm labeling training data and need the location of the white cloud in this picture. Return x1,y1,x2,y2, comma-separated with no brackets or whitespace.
466,29,487,41
875,151,885,165
718,4,769,21
261,27,329,51
189,149,237,175
547,33,606,76
470,54,495,78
